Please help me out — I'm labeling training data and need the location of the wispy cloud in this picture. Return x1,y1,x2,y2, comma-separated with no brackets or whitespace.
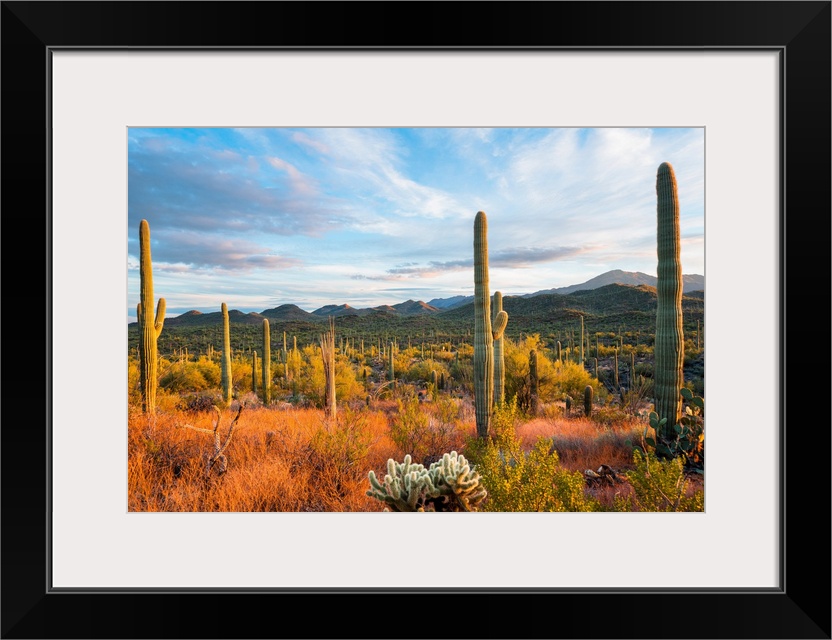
128,127,704,316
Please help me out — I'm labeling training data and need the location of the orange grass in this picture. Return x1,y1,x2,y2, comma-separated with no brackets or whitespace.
128,405,395,512
128,398,692,512
515,414,644,474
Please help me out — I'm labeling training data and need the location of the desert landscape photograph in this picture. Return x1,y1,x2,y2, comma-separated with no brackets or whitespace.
127,126,705,513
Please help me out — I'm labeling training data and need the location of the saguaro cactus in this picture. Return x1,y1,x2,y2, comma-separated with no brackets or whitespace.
221,303,232,406
252,351,258,395
529,349,539,415
579,315,585,365
584,385,594,418
321,317,337,419
473,211,507,438
262,319,271,405
654,161,685,432
492,291,507,406
137,219,165,414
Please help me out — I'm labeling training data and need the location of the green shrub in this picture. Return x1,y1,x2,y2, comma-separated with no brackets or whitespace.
159,360,212,393
465,400,600,512
621,449,703,512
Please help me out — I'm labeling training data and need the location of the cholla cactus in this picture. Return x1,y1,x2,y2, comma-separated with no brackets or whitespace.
431,451,488,512
367,455,438,512
367,451,487,512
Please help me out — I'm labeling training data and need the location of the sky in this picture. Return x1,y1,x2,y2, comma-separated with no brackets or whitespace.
127,127,704,321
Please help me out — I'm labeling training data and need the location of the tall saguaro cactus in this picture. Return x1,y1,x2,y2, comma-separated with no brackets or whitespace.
262,319,271,405
137,219,165,414
654,161,685,432
221,303,233,406
473,211,494,438
473,211,508,438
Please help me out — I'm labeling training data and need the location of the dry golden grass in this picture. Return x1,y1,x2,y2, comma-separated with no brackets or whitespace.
128,404,394,512
515,414,643,474
128,397,691,512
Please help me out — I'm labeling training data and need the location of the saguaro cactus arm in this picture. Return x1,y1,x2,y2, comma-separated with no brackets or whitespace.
492,291,508,406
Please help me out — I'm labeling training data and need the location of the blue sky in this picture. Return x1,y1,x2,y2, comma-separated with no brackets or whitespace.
128,127,704,320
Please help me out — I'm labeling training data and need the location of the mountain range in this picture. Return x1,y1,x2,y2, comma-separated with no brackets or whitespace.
145,270,703,328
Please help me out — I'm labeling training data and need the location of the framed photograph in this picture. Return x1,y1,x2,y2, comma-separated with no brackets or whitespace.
3,1,829,638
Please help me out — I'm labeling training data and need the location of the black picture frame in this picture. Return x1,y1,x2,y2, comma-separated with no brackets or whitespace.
2,2,829,638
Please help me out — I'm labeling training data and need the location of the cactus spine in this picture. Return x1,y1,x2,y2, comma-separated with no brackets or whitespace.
137,219,165,414
492,291,506,406
221,303,232,405
584,385,593,417
654,162,685,432
262,319,271,405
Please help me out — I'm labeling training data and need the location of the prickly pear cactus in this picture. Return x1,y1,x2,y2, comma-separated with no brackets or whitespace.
137,219,165,414
654,162,685,432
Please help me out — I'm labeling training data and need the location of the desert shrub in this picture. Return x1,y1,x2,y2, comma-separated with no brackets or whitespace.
193,356,221,388
231,359,253,395
617,449,704,512
305,406,378,511
178,390,222,413
296,346,364,408
464,399,600,512
389,394,463,465
159,361,213,393
448,356,473,394
400,358,448,385
127,358,141,406
551,361,601,407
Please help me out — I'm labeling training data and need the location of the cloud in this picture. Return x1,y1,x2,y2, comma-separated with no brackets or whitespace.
128,130,354,243
136,229,303,272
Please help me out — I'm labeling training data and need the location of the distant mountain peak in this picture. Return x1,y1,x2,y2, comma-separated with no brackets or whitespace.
527,270,704,296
